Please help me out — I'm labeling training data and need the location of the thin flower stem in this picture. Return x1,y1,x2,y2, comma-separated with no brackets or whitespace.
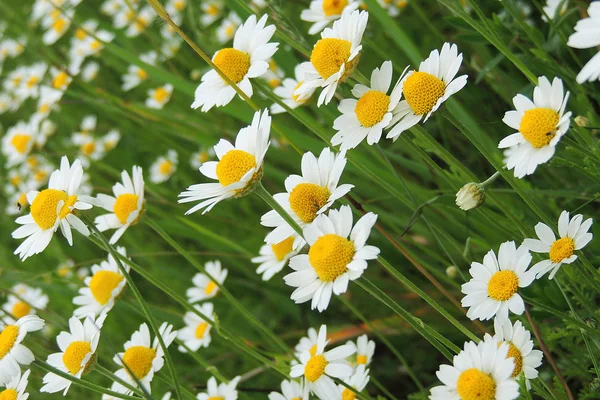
177,341,230,383
479,171,502,188
255,182,304,237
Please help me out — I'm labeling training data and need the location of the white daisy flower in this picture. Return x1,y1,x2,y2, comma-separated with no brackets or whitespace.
12,156,96,261
57,259,76,279
261,59,285,89
1,283,49,323
295,327,319,358
81,61,100,82
429,339,520,400
2,121,38,167
461,241,535,323
346,334,374,366
73,247,130,318
567,2,600,83
32,86,64,124
269,380,308,400
162,393,172,400
252,234,301,281
542,0,568,21
49,67,73,92
386,42,468,141
337,364,370,399
0,315,45,384
125,6,155,37
109,322,177,395
290,324,355,400
301,0,360,35
177,303,215,352
270,64,317,114
196,376,241,400
121,51,157,91
179,109,271,214
187,260,228,303
161,35,183,60
71,133,106,167
260,147,353,246
523,210,593,279
94,166,145,244
333,60,404,150
146,84,173,109
200,0,224,27
150,149,178,184
294,9,368,107
499,76,571,178
41,315,106,395
16,63,47,99
42,9,74,45
102,130,121,151
216,12,242,44
284,205,379,312
189,147,215,170
192,14,278,112
0,369,31,399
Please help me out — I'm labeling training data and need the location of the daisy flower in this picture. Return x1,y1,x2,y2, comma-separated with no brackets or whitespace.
197,376,241,400
178,109,271,214
200,0,224,26
261,59,285,89
102,130,121,151
12,156,96,261
42,9,75,45
461,241,535,323
252,234,301,281
269,380,307,400
190,147,215,170
499,76,571,178
542,0,568,21
125,6,155,37
32,86,64,124
284,205,379,312
73,247,130,318
386,42,467,141
109,322,177,395
567,2,600,83
429,339,520,400
150,150,178,184
270,64,317,114
0,369,31,399
177,303,215,352
333,60,404,150
337,364,370,399
347,334,374,366
95,166,145,244
290,324,355,400
72,133,105,167
1,283,49,323
161,36,183,59
49,66,74,92
523,210,593,279
301,0,360,35
191,14,278,112
121,51,157,91
2,121,38,167
0,315,45,384
294,10,368,107
260,147,353,246
216,12,242,44
146,84,173,109
41,315,106,395
16,63,47,99
295,327,319,358
81,61,100,82
187,260,228,303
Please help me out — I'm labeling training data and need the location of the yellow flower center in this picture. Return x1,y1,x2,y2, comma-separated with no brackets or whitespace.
397,0,408,7
549,237,574,263
199,151,209,163
519,108,560,149
17,193,28,209
11,301,31,319
10,134,31,154
309,344,317,356
208,397,224,400
225,25,235,37
58,266,71,277
487,270,519,301
311,38,352,81
75,28,87,40
304,354,328,382
309,234,355,282
356,354,367,365
159,160,174,175
34,170,48,182
322,0,348,16
204,281,217,296
268,78,281,88
63,341,92,374
498,341,523,378
50,9,61,20
52,18,67,33
271,236,295,261
215,149,257,187
456,368,496,400
90,40,102,50
135,17,148,30
195,322,209,339
10,175,21,186
174,0,185,10
31,189,78,230
292,81,309,104
342,388,356,400
153,87,170,103
355,90,390,127
114,193,140,224
122,346,156,380
403,71,445,115
12,77,22,87
89,270,124,305
213,48,251,84
289,183,330,224
52,71,69,89
0,325,19,359
26,76,40,88
0,389,18,400
81,142,96,156
39,103,50,114
207,4,219,15
137,69,148,80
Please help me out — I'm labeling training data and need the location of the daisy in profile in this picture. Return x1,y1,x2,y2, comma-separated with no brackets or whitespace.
499,76,571,178
192,15,278,112
542,0,568,21
177,303,215,352
0,315,45,383
523,210,593,280
146,84,173,109
347,334,375,366
295,327,319,357
187,260,228,303
261,147,353,246
12,156,96,261
49,66,73,91
125,6,155,38
41,315,106,395
270,64,317,114
32,86,64,124
216,12,242,44
294,10,368,106
200,0,224,26
333,60,404,150
284,205,379,312
386,43,467,141
95,166,145,244
179,109,271,214
338,364,370,399
110,322,177,395
290,324,355,399
2,121,38,167
461,241,535,323
252,234,301,281
102,130,121,151
269,379,307,400
197,376,241,400
122,51,157,91
1,283,49,323
0,369,31,399
567,2,600,83
190,147,215,170
150,150,178,184
301,0,360,35
429,340,520,400
73,247,130,318
81,61,100,82
42,9,75,45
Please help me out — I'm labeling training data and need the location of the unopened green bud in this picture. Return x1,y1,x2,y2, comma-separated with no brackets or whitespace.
456,183,485,211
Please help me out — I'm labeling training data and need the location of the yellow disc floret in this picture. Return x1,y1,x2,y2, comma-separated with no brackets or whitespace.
487,270,519,301
195,322,209,339
89,270,124,305
322,0,348,16
501,342,523,377
342,388,356,400
59,195,78,220
271,236,295,261
208,397,224,400
114,193,140,224
309,234,355,282
549,237,575,263
204,281,217,296
216,150,257,187
355,90,390,127
10,134,31,154
0,389,17,400
403,71,445,115
213,48,251,84
356,354,367,365
289,183,330,224
309,344,317,356
31,189,68,229
75,28,87,40
0,325,19,359
519,108,559,148
52,71,69,89
137,69,149,80
456,368,496,400
63,341,92,374
52,18,67,33
81,142,96,156
153,87,169,103
304,354,328,382
122,346,156,379
311,38,353,81
159,160,174,176
11,301,31,319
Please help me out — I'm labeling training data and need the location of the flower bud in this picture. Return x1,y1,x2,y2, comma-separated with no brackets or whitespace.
446,266,458,279
455,183,485,211
575,116,590,127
